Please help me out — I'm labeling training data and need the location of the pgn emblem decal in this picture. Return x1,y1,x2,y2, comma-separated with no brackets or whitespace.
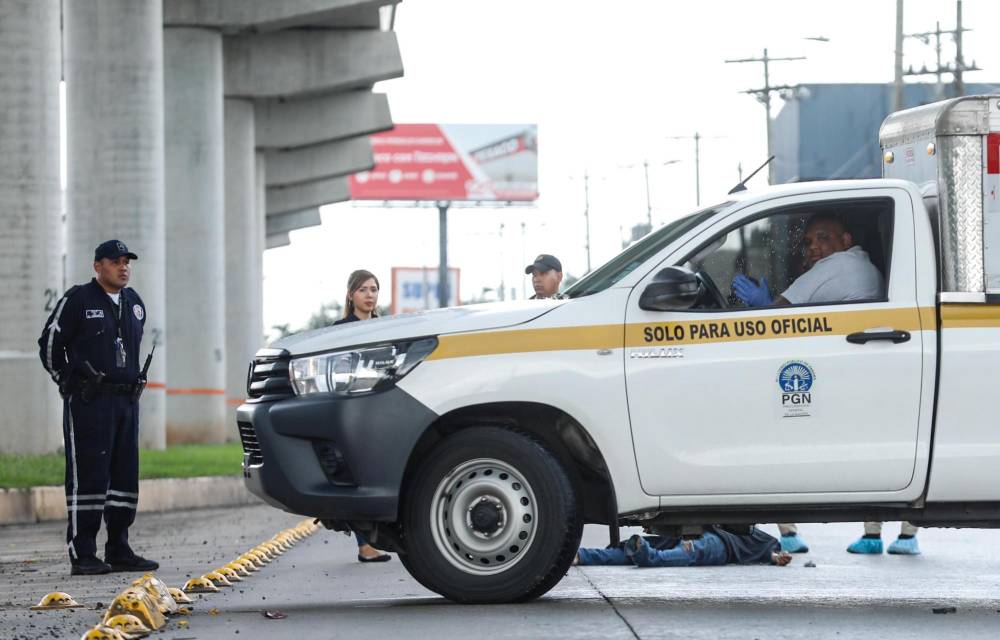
777,361,814,418
133,304,144,321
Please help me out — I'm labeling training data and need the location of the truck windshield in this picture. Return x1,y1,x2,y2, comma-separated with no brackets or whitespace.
564,202,732,298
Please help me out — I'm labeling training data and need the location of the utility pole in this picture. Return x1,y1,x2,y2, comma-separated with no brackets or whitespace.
894,0,905,112
725,49,805,186
906,22,945,99
954,0,965,96
904,1,979,99
933,21,944,98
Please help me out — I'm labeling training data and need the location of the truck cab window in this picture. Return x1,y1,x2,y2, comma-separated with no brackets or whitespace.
684,198,893,310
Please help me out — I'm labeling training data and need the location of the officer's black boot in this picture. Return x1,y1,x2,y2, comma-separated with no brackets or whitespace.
105,544,159,572
106,531,159,572
70,555,112,576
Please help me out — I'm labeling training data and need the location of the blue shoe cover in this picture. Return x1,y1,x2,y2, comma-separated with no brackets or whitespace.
846,537,883,554
887,537,921,555
780,534,809,553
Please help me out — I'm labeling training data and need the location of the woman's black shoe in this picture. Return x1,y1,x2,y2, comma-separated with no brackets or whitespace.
357,553,391,563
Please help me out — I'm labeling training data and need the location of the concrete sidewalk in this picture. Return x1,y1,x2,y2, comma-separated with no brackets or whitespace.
0,476,260,525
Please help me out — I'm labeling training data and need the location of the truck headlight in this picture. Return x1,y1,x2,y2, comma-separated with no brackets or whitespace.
288,337,437,397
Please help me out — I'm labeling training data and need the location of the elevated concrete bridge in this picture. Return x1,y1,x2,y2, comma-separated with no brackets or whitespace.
0,0,403,453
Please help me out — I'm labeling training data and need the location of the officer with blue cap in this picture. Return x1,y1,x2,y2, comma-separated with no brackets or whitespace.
38,239,158,575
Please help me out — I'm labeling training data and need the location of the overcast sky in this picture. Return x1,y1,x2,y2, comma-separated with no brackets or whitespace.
262,0,1000,336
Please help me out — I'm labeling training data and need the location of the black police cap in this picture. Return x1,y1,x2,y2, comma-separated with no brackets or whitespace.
524,254,562,274
94,239,138,262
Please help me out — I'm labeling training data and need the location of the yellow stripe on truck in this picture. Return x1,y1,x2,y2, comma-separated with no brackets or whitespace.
428,306,937,361
940,303,1000,328
427,324,622,360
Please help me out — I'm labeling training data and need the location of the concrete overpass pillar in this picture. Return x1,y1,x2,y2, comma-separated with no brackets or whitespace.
0,0,62,454
164,28,226,443
64,0,166,449
255,153,267,333
224,99,263,433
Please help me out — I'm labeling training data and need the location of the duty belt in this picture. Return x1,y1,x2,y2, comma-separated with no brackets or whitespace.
95,382,137,395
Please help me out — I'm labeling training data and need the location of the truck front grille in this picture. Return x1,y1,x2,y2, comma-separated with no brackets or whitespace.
238,421,263,466
246,348,293,402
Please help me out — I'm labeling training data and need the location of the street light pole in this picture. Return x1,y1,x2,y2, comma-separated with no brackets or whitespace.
620,159,680,228
694,132,701,206
642,160,652,227
437,202,449,308
583,170,591,273
667,133,721,206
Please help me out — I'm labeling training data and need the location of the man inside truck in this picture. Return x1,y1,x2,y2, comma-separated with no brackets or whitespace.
728,211,921,556
731,213,884,308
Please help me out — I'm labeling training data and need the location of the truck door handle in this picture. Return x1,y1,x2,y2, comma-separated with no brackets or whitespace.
845,330,911,344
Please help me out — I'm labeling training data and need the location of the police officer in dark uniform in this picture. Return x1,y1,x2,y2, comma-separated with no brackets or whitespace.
38,240,159,575
525,254,564,299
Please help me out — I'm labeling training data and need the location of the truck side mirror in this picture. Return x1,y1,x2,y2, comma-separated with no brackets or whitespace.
638,266,701,311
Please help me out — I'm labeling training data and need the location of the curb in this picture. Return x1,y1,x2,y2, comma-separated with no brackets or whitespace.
0,476,260,525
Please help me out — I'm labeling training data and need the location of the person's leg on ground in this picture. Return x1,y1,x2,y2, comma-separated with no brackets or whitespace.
105,397,157,571
627,533,728,568
64,395,113,575
847,521,884,554
887,521,921,555
777,523,809,553
575,544,630,566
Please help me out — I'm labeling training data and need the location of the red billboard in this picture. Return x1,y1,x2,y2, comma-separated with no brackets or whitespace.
350,124,538,202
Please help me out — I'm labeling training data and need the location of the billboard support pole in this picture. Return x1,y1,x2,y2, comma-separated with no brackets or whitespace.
437,202,449,308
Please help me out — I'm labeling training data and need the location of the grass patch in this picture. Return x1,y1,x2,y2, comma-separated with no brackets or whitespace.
0,443,244,489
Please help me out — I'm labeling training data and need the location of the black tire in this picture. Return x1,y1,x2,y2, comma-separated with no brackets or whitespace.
401,426,582,604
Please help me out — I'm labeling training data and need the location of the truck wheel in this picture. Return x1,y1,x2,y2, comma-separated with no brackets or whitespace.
402,426,582,604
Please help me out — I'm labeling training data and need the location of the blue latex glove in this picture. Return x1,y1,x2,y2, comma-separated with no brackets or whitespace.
732,274,772,307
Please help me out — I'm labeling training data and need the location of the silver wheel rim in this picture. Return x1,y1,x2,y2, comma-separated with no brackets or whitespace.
429,457,538,576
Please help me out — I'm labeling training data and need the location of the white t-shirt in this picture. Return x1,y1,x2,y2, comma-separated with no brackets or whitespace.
780,246,884,305
107,291,121,305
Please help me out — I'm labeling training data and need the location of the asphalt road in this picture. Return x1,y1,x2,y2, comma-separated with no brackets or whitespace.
3,505,1000,639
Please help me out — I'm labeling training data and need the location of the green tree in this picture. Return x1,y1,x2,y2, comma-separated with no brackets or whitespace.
303,300,344,330
270,323,293,339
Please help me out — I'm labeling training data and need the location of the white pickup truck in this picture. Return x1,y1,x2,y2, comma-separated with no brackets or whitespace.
238,95,1000,603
